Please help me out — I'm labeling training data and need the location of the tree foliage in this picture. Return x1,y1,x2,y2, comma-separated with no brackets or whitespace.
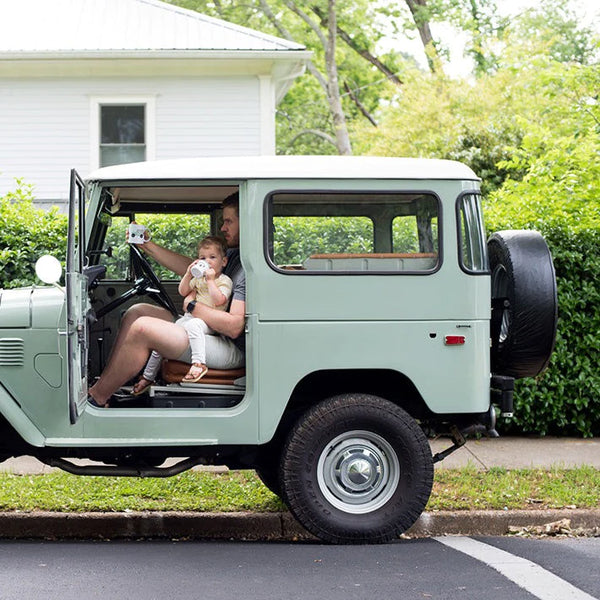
481,52,600,437
165,0,417,154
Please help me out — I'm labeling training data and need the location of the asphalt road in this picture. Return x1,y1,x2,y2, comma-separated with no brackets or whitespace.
0,537,597,600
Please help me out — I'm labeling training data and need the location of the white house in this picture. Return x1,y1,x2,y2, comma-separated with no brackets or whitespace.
0,0,310,209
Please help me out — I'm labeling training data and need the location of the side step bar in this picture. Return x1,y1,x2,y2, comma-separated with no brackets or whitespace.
40,456,205,478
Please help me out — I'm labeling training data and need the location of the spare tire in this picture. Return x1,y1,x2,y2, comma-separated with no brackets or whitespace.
488,230,557,379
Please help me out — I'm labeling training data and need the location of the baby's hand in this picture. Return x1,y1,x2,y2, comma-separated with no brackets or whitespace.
205,267,216,281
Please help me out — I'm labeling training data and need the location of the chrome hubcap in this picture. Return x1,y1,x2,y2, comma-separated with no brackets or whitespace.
317,431,400,514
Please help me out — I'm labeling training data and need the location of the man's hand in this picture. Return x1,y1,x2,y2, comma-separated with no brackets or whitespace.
126,221,151,246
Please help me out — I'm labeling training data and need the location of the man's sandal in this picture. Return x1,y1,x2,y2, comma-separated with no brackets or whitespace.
182,363,208,383
87,395,109,408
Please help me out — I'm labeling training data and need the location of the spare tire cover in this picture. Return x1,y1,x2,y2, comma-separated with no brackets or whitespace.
488,230,558,379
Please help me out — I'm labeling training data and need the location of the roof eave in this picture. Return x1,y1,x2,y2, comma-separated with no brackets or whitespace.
0,49,312,61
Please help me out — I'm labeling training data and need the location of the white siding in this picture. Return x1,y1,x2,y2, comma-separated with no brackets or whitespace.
0,76,262,205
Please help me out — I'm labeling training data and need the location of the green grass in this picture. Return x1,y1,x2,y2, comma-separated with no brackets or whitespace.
428,465,600,511
0,470,285,513
0,467,598,513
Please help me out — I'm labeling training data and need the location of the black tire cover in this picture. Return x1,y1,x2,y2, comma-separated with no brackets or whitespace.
488,230,558,379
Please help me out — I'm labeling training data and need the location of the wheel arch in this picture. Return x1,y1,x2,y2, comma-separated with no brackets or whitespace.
264,368,432,451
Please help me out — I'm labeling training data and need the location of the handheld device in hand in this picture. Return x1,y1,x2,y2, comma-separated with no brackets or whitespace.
128,224,147,244
190,260,209,278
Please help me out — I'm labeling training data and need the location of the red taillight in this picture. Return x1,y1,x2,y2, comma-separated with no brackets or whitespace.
444,335,465,345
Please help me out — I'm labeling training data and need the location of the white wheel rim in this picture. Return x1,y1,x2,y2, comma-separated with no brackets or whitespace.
316,430,400,514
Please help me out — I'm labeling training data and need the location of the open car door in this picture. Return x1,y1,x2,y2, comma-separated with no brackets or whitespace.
66,169,89,423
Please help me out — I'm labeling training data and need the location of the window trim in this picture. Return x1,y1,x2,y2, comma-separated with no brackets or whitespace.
263,189,443,276
456,191,490,275
89,95,156,170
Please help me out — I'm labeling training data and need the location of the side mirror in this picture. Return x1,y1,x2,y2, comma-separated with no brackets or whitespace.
35,255,63,285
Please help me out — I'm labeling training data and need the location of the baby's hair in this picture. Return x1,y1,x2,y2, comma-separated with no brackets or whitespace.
198,235,227,257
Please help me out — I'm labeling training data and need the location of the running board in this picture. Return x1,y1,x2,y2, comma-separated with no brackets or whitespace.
41,456,205,478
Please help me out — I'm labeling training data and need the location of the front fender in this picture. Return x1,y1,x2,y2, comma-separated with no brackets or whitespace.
0,382,46,447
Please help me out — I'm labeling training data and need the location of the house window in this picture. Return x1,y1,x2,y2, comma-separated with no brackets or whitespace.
99,105,146,167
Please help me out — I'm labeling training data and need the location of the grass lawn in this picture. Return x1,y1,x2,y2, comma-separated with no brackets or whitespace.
0,466,598,513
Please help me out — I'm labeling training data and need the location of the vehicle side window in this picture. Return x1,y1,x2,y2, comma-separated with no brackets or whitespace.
268,192,440,273
457,193,488,273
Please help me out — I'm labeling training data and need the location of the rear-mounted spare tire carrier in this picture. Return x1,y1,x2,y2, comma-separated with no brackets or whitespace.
488,230,558,379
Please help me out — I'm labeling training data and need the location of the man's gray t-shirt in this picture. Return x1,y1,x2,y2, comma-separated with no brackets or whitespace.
223,248,245,352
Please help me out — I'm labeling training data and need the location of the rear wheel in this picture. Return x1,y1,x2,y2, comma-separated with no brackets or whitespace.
280,394,433,544
255,465,281,498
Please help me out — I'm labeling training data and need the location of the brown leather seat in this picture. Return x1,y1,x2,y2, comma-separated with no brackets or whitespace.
162,359,245,385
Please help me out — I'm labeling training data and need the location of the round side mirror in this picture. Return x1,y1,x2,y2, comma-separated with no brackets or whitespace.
35,255,63,284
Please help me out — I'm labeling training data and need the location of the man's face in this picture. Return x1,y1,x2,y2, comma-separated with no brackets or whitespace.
221,206,240,247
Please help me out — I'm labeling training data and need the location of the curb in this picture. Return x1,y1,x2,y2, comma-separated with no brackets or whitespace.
0,509,598,541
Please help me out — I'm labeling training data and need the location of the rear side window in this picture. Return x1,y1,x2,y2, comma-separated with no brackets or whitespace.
267,192,440,273
457,193,488,273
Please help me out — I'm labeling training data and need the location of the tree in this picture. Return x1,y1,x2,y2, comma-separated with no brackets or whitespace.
166,0,410,154
354,2,599,190
261,0,352,154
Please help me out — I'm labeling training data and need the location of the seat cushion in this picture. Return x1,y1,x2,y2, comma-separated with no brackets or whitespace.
162,359,245,385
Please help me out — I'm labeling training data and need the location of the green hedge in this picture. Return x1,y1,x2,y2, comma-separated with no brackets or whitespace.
0,183,67,289
496,225,600,437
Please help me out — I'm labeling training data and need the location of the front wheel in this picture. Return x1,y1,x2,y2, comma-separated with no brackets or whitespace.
280,394,433,544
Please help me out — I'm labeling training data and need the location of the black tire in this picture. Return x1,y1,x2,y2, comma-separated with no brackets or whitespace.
488,230,557,379
280,394,434,544
255,466,282,498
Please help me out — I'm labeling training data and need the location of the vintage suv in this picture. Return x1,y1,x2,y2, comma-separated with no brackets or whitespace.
0,156,557,543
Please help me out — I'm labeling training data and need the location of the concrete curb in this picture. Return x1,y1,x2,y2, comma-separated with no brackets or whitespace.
0,509,598,541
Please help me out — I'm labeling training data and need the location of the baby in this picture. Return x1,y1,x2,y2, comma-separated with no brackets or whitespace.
134,235,233,393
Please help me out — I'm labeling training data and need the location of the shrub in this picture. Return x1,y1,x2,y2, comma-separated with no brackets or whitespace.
0,181,67,289
490,226,600,437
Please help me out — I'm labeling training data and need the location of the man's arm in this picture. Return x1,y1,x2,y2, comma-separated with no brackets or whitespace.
186,298,245,339
141,240,193,277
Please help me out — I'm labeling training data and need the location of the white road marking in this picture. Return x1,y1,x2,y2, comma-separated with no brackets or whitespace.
435,536,596,600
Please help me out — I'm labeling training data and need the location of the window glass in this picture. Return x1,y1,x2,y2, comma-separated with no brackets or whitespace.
392,196,438,254
458,193,488,272
269,192,439,273
100,105,146,167
100,213,211,280
272,216,373,266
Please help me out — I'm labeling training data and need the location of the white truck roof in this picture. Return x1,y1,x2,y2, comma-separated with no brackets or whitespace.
87,155,479,183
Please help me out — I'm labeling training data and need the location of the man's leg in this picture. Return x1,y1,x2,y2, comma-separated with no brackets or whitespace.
205,335,244,370
100,303,174,379
89,316,189,406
